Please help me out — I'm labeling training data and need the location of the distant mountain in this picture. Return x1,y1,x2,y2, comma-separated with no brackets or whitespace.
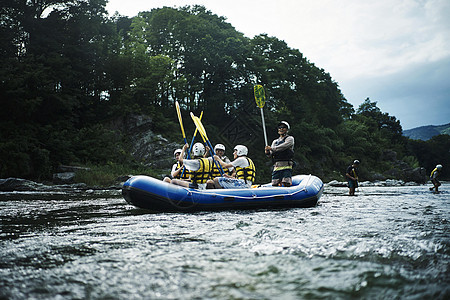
403,123,450,140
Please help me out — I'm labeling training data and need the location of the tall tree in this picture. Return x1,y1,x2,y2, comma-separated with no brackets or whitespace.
127,6,249,119
0,0,117,178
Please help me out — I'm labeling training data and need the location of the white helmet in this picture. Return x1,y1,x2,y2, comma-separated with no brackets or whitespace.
192,143,205,157
436,164,443,170
173,149,182,158
234,145,248,156
278,121,290,130
214,144,225,152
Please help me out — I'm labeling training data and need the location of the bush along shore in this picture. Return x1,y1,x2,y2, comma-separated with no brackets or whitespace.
0,116,431,192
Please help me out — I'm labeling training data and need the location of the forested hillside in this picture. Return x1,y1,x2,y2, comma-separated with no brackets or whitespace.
403,123,450,141
1,1,448,183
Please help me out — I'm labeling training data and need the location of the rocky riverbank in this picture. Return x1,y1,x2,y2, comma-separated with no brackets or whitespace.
326,179,424,188
1,115,432,192
0,176,130,192
1,176,428,193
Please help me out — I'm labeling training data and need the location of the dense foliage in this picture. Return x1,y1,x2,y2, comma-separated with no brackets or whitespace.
1,1,448,183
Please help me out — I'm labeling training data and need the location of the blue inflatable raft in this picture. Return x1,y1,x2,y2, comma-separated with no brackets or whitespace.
122,174,324,212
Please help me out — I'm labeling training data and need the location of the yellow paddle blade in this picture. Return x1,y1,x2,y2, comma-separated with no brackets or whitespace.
175,101,186,139
193,111,203,137
254,84,266,108
194,112,207,142
190,112,208,141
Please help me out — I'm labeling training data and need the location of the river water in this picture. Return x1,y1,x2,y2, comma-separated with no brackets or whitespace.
0,183,449,299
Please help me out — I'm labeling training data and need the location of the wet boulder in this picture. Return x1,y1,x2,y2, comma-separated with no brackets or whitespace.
109,114,179,170
402,167,427,184
327,180,347,187
0,178,46,191
52,172,76,184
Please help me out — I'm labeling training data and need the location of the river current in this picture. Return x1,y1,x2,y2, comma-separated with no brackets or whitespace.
0,183,449,299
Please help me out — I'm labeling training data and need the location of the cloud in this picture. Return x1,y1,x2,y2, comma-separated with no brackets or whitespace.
342,57,450,129
106,0,450,78
289,0,450,80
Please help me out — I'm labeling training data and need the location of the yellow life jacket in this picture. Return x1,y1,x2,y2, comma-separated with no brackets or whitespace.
175,162,191,180
191,158,212,184
430,168,439,179
235,157,256,184
210,156,231,179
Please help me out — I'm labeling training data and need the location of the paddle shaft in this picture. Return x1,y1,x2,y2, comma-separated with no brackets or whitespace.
187,111,203,159
196,128,225,176
181,111,204,178
260,107,268,146
176,101,190,178
190,113,225,176
205,139,225,176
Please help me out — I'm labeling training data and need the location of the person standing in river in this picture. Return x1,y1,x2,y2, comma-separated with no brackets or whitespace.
346,160,360,196
265,121,295,187
429,164,443,193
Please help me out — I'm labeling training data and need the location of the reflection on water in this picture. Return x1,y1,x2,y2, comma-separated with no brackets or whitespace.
0,184,449,299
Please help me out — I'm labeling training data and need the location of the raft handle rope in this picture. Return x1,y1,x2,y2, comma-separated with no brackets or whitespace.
173,175,314,205
303,174,312,193
211,175,314,200
181,186,309,201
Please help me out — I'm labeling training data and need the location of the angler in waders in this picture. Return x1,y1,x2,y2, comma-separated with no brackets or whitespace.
429,164,443,193
346,160,360,196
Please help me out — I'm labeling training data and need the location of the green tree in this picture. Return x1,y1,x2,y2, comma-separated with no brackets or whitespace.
408,134,450,179
127,6,249,120
0,0,122,178
356,98,403,141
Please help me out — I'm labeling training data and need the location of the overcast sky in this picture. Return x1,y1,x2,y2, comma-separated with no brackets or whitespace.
106,0,450,130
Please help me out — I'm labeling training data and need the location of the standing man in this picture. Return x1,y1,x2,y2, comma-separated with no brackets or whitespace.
346,160,360,196
429,164,443,193
265,121,295,187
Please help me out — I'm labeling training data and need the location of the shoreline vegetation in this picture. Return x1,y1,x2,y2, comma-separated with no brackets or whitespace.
0,172,439,193
0,177,439,193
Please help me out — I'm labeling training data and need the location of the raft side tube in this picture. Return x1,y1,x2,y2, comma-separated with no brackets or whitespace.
122,174,323,212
